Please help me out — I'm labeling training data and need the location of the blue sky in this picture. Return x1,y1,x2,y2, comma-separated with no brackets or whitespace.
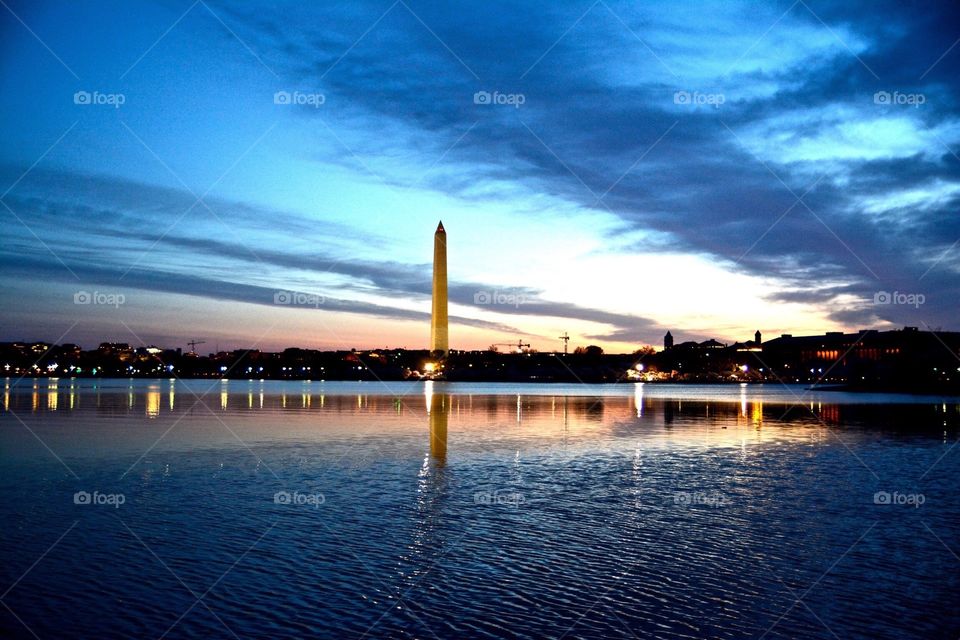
1,0,958,352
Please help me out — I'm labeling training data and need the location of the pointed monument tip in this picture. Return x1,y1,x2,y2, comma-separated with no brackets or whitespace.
436,220,445,233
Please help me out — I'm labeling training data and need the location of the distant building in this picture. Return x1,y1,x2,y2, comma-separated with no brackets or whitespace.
732,330,762,353
699,339,726,349
97,342,131,354
664,331,673,349
762,327,960,387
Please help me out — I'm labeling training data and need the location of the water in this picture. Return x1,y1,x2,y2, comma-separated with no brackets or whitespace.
2,378,958,639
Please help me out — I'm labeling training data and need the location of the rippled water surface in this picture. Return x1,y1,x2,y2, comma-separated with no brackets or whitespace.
2,379,959,639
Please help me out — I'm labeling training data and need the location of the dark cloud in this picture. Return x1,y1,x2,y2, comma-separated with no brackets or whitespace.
0,251,521,333
202,0,960,334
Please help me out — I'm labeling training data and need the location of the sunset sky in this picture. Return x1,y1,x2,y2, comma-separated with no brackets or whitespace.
1,0,958,353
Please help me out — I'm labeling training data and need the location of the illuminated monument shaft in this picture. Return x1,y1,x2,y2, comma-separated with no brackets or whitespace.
431,221,448,355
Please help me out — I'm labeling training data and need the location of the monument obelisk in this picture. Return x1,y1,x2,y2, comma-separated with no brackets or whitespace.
430,221,448,355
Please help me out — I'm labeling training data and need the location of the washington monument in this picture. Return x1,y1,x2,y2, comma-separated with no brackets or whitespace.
431,221,448,355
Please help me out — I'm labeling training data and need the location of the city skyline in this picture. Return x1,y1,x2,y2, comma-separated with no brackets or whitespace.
2,1,959,353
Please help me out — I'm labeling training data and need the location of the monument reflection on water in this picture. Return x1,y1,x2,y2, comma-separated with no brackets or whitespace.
425,381,448,463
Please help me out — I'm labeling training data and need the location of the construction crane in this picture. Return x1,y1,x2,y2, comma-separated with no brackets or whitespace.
490,339,532,353
186,339,206,355
558,332,570,355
